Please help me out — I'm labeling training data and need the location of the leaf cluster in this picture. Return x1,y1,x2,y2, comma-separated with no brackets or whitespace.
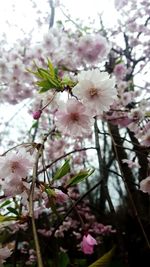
27,59,76,93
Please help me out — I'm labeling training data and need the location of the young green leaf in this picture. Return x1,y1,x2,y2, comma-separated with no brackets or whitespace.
0,215,17,222
47,58,56,79
0,200,11,209
46,188,56,197
37,80,55,92
27,59,63,93
53,159,70,180
28,121,39,134
88,246,116,267
45,188,60,217
66,169,94,187
7,207,19,216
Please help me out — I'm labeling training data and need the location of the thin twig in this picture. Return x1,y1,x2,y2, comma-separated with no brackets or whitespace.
38,147,96,174
29,132,51,267
29,144,44,267
52,179,103,236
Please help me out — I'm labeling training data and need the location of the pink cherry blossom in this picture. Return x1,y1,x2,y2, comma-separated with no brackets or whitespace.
141,128,150,147
77,34,110,63
54,189,68,204
140,176,150,194
1,176,25,197
0,246,12,264
113,63,127,80
114,0,128,10
72,69,117,116
55,99,93,137
0,148,34,179
81,233,97,254
120,92,133,106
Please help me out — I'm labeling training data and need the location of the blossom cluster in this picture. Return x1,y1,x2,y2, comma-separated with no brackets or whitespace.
0,0,150,266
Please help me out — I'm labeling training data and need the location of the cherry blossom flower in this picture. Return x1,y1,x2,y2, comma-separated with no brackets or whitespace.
120,92,134,106
113,63,127,80
38,229,52,237
77,34,110,63
1,176,25,197
55,99,93,136
72,69,117,116
31,90,60,116
114,0,128,10
81,233,97,254
0,246,12,265
129,108,144,121
54,189,68,204
141,128,150,147
1,177,31,199
0,148,34,179
140,176,150,194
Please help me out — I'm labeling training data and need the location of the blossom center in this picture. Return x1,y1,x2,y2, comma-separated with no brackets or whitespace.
89,87,98,98
70,113,79,121
146,134,150,142
11,161,19,173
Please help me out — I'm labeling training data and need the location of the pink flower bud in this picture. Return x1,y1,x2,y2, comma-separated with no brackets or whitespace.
140,176,150,194
33,110,42,120
81,233,97,254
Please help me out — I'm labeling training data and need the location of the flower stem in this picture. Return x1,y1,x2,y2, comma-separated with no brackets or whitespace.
29,144,44,267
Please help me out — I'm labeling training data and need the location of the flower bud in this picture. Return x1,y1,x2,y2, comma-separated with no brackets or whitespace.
81,233,97,254
33,110,42,120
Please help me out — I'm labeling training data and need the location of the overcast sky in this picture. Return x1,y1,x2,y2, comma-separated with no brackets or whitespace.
0,0,118,150
0,0,117,43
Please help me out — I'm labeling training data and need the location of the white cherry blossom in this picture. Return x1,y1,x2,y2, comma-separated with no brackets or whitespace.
72,69,117,116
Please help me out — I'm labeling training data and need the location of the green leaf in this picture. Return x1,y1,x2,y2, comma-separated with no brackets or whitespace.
115,58,123,64
0,200,11,209
58,252,70,267
47,58,56,79
128,82,134,91
27,59,63,93
53,159,70,180
37,80,54,92
28,121,39,135
26,68,42,79
88,246,116,267
46,188,56,197
145,111,150,117
7,207,19,216
66,169,94,187
46,189,60,216
74,258,87,266
61,76,76,88
0,215,17,222
37,68,50,79
54,67,59,77
0,229,11,243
